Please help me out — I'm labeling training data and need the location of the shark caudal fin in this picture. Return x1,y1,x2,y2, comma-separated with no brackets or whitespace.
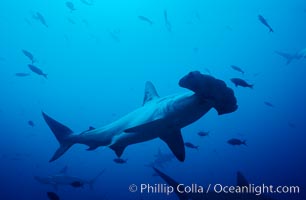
42,112,74,162
179,71,238,115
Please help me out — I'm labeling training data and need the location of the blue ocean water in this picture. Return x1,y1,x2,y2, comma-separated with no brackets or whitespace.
1,0,305,200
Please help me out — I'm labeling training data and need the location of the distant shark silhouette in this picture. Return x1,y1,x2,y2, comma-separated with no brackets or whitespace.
275,48,306,65
42,71,238,162
34,166,104,190
153,167,277,200
145,148,176,169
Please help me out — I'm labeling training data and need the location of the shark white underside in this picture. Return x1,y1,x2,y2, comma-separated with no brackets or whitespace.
42,71,238,162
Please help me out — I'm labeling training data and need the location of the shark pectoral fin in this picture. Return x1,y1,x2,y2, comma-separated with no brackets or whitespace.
124,118,165,133
159,130,185,162
143,81,159,105
109,144,126,158
236,171,249,187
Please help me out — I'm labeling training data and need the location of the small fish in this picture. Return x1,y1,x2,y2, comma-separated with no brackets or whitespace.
28,120,35,127
184,142,199,150
32,12,48,27
80,0,94,6
22,49,35,64
138,16,153,25
113,158,127,164
258,15,274,33
70,181,84,188
109,30,120,42
164,10,172,32
67,17,76,24
15,73,30,77
47,192,60,200
230,78,253,88
230,65,244,74
204,68,211,75
28,64,47,79
66,1,76,11
264,101,274,108
227,138,246,146
197,131,209,137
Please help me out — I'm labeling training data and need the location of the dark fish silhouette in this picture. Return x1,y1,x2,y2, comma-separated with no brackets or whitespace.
164,10,172,32
28,120,35,127
28,64,47,79
197,131,209,137
80,0,94,6
70,181,84,188
258,15,274,32
227,138,247,146
15,72,30,77
230,65,244,74
184,142,199,150
138,15,153,25
264,101,274,108
230,78,253,88
32,12,48,27
109,30,120,42
67,17,76,24
66,1,76,11
22,49,35,64
47,192,60,200
113,158,127,164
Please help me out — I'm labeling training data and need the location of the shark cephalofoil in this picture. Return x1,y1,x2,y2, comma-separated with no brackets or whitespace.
42,71,238,162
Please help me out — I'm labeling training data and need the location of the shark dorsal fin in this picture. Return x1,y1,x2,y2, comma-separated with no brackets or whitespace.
153,167,189,200
236,171,249,187
58,166,68,174
143,81,159,105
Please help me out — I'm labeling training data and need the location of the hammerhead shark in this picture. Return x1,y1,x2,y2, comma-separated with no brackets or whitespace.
34,166,105,190
153,167,277,200
42,71,238,162
275,47,306,65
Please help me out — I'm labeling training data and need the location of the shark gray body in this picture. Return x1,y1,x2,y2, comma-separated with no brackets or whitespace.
153,167,277,200
43,71,237,162
34,167,104,189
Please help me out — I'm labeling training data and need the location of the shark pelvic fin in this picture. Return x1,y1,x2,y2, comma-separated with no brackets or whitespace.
143,81,159,105
159,129,185,162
